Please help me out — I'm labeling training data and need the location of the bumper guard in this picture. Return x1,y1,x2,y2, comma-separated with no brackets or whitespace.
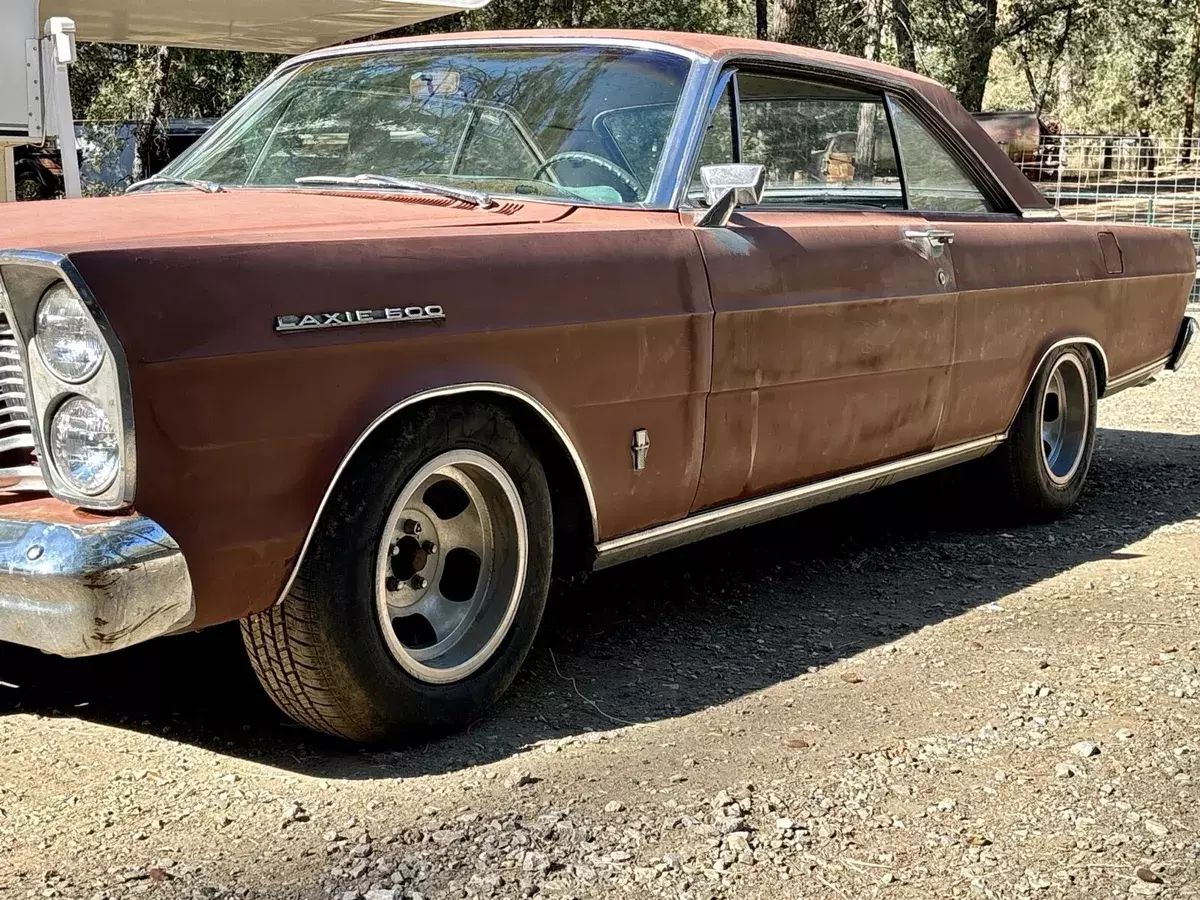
1169,316,1197,371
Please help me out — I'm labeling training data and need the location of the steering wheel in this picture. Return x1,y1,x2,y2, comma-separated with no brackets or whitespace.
532,152,642,197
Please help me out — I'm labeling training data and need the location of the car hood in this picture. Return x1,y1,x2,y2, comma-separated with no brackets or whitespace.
0,189,572,255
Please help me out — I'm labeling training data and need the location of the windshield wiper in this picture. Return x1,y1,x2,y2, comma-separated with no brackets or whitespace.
126,176,224,194
295,174,496,209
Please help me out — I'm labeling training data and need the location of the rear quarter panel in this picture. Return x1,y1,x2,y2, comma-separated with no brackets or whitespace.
936,220,1194,446
70,208,712,627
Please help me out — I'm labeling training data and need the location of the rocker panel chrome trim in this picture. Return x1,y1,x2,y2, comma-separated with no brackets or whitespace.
1105,356,1170,395
592,434,1006,570
276,382,598,605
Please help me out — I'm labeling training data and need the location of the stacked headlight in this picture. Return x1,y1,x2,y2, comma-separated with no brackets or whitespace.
35,282,106,382
33,281,120,497
50,396,119,494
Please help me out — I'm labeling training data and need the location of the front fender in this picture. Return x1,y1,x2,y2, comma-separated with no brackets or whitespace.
69,213,711,627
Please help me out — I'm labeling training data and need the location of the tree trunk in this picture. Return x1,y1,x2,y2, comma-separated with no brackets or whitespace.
854,0,882,181
757,0,769,39
892,0,917,70
773,0,823,46
956,0,998,112
1184,0,1200,161
132,45,173,182
862,0,882,61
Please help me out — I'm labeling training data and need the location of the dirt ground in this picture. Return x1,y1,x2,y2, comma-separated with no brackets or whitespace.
1,365,1198,900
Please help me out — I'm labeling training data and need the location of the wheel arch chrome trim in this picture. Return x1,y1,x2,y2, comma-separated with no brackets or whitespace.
1009,338,1110,432
275,382,599,606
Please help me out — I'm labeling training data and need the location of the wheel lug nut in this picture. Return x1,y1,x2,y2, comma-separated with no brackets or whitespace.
403,520,422,536
411,575,428,590
386,576,399,591
422,540,437,555
390,543,401,557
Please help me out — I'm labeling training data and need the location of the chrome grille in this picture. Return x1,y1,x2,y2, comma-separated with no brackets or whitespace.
0,312,40,488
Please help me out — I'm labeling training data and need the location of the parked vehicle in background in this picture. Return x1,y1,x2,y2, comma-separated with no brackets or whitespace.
972,111,1062,176
0,31,1195,744
12,118,216,199
12,144,62,200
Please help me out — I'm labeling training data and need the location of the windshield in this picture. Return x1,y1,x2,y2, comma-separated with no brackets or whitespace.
162,45,693,205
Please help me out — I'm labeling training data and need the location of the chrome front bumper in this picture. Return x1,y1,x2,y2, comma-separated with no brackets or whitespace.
0,509,194,657
1169,316,1197,371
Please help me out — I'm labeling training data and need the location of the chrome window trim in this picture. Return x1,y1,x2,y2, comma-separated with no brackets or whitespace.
278,35,708,71
671,51,1026,215
1020,209,1062,220
167,37,711,211
0,250,136,510
593,434,1007,569
276,382,599,606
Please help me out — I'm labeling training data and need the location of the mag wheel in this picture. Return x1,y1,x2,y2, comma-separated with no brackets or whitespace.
374,450,527,684
994,345,1098,521
1038,353,1091,485
242,403,553,743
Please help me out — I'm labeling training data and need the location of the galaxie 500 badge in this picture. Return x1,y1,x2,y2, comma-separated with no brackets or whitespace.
275,306,445,333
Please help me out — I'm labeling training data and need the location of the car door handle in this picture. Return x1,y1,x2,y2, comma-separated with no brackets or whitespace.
903,228,955,245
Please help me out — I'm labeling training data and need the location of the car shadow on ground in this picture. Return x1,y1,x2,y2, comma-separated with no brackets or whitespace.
0,425,1196,779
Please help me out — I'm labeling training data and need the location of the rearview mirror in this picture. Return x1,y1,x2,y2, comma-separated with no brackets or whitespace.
697,164,766,228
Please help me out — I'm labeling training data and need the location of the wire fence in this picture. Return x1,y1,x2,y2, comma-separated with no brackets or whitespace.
1012,133,1200,309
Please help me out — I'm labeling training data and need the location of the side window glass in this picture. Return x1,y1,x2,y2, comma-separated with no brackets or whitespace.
736,73,902,209
688,83,736,198
889,100,995,213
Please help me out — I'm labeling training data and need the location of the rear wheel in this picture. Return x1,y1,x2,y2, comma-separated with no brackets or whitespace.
241,403,552,743
993,346,1098,520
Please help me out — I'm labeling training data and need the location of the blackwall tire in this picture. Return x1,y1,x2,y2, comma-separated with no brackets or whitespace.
241,402,553,743
993,346,1098,521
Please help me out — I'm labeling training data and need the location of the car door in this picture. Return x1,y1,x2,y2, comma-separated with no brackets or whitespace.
689,70,959,511
877,97,1122,447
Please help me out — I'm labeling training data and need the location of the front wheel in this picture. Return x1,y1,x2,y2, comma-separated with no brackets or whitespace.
242,403,553,743
992,345,1098,520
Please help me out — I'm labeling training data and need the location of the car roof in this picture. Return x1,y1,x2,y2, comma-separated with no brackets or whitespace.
315,29,938,87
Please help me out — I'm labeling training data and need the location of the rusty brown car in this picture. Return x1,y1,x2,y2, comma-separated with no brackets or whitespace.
0,31,1195,742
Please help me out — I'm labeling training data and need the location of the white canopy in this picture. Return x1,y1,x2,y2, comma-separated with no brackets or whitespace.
37,0,491,53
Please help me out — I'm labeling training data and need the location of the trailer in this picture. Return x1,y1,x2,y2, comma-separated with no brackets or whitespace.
0,0,491,201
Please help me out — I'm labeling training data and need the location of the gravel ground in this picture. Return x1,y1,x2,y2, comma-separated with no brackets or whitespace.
1,365,1198,900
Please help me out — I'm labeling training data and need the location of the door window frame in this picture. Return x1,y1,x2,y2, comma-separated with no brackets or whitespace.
679,60,1021,220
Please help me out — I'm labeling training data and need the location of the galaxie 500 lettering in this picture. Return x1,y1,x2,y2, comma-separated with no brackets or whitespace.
275,306,445,332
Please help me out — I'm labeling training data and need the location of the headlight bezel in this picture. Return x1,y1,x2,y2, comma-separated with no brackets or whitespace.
0,252,135,510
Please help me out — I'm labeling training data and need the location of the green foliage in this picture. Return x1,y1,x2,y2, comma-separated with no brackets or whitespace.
66,0,1200,139
73,43,283,122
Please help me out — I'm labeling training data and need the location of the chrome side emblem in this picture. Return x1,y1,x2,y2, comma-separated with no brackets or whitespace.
631,428,650,471
276,306,445,333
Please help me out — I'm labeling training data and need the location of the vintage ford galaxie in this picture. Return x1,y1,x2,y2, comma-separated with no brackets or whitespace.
0,31,1195,741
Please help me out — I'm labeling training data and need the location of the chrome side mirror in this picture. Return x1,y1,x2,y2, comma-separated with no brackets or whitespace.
696,164,766,228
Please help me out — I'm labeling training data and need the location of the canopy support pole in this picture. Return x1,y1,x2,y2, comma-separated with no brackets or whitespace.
43,16,80,199
0,148,15,203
